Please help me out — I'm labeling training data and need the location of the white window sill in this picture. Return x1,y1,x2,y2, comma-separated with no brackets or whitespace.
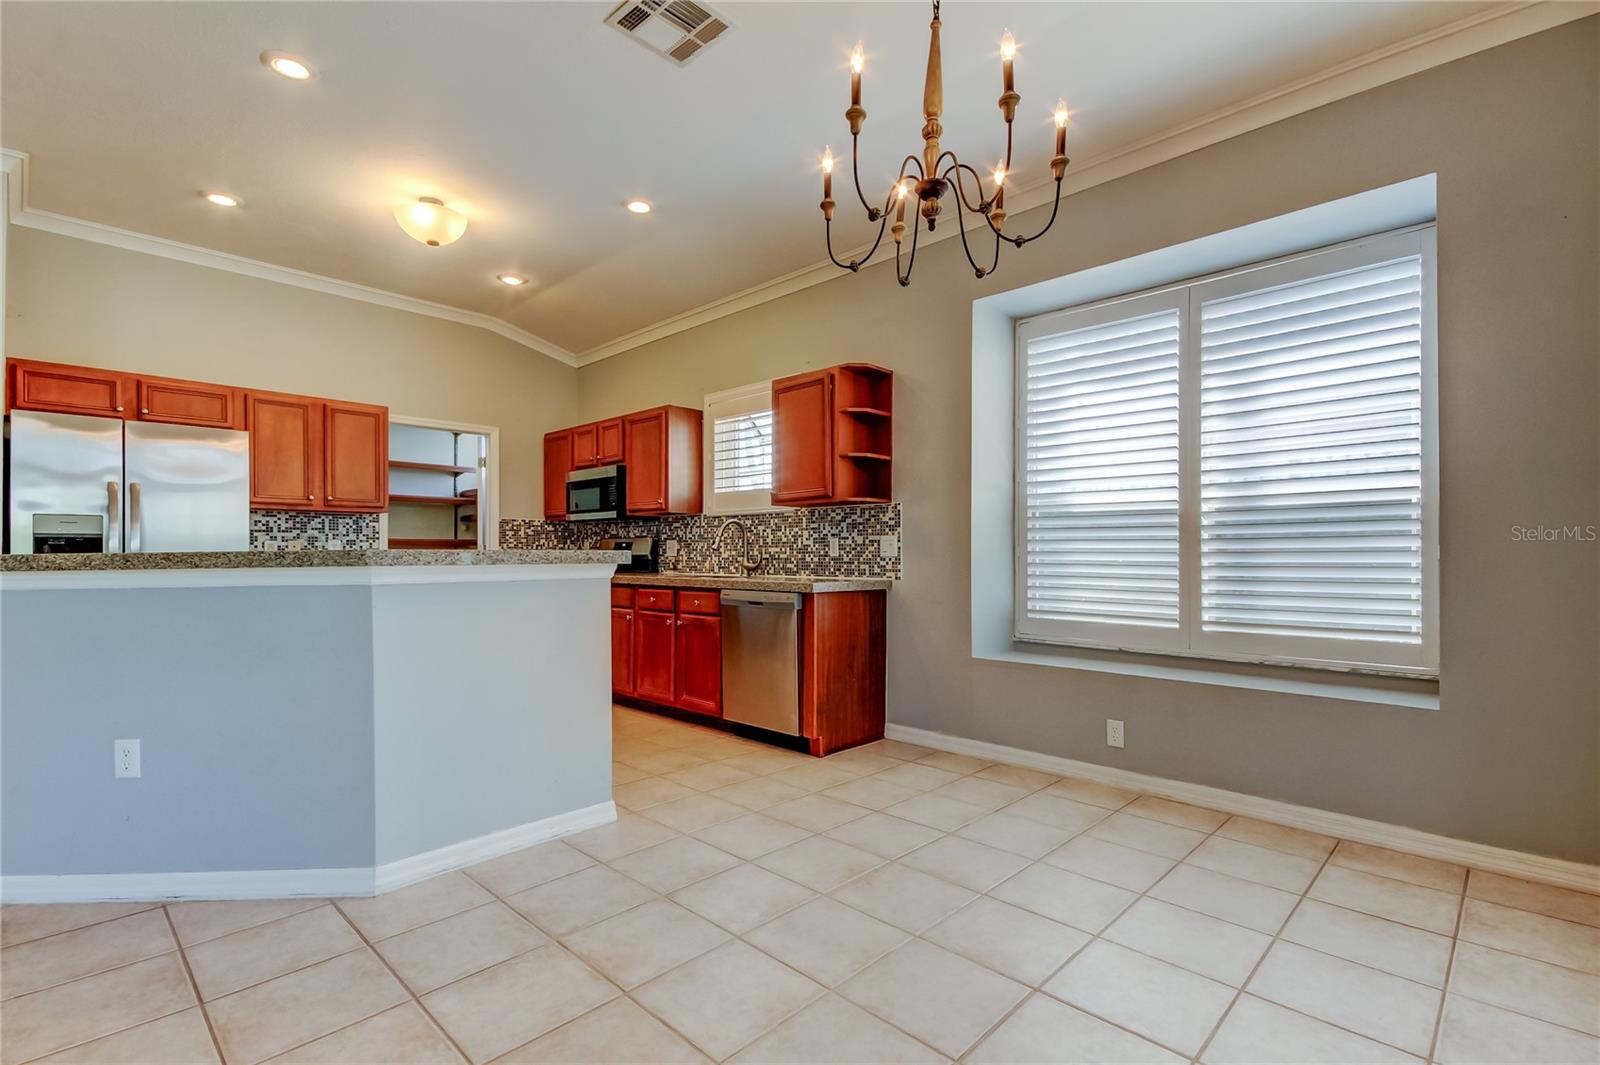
978,640,1439,710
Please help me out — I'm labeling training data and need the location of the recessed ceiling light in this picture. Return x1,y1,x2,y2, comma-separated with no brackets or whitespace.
496,273,528,286
203,192,240,207
626,199,653,215
261,51,315,81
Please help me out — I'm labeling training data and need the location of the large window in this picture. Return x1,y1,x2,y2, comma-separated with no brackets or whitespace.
1016,228,1437,674
704,381,774,513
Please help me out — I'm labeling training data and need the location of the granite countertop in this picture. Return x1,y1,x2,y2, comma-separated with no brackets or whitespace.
611,572,893,593
0,549,631,573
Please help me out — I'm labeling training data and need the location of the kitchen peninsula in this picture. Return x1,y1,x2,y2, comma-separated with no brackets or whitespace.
0,549,626,901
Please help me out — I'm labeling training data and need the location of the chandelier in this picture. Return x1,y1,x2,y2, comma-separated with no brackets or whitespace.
818,0,1070,287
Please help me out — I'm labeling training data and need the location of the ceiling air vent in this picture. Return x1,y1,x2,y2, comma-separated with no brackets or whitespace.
605,0,731,67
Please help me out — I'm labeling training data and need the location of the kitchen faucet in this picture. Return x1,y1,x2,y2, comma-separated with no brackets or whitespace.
712,518,764,576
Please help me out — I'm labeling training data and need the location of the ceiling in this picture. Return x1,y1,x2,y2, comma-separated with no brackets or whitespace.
3,1,1491,360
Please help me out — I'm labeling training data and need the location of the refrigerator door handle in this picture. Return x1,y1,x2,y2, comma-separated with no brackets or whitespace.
107,480,121,551
128,481,143,553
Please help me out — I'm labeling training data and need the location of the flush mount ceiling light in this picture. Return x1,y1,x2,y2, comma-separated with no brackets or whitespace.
203,192,240,207
394,196,468,247
495,273,528,286
818,2,1071,286
625,199,653,215
260,51,316,81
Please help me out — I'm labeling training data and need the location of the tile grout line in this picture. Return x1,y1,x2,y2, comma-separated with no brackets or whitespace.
325,898,474,1065
1189,841,1340,1063
0,902,163,950
1424,881,1469,1063
161,904,230,1065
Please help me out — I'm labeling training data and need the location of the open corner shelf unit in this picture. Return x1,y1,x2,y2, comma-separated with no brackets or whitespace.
772,362,894,507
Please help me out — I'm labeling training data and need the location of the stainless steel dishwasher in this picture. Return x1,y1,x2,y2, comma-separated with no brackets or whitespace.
720,590,802,735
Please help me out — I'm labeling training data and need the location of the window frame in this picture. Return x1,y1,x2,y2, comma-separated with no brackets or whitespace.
1013,226,1438,676
703,380,777,515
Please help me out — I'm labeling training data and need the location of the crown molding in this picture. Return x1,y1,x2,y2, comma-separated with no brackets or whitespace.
573,0,1595,366
0,150,580,368
6,3,1593,371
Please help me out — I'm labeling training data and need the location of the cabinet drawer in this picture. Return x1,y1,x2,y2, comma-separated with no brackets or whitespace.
635,588,676,612
677,590,721,616
611,586,635,608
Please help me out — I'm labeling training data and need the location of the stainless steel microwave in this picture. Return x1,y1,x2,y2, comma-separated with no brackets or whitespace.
566,464,625,520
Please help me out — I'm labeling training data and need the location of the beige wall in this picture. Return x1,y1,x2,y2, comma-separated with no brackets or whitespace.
578,20,1600,863
4,227,576,519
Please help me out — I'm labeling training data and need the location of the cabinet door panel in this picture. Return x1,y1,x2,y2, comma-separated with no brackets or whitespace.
137,377,243,429
543,431,572,520
624,409,668,514
675,614,722,716
324,401,388,511
772,371,834,503
248,392,323,510
611,608,636,696
572,424,599,469
8,360,130,418
596,418,624,465
634,609,677,704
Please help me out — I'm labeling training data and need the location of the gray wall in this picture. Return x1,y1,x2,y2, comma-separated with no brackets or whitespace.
4,227,577,520
575,21,1600,862
1,586,377,874
372,578,613,865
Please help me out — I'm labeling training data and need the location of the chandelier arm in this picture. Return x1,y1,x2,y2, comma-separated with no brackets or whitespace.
896,195,923,286
1010,176,1066,247
940,165,996,278
849,134,883,221
935,153,988,213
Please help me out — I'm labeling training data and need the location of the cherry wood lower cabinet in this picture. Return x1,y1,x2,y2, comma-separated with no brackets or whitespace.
611,608,636,696
613,583,886,753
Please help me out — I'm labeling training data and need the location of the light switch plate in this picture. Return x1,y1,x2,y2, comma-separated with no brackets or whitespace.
663,540,680,558
828,536,840,558
877,534,899,559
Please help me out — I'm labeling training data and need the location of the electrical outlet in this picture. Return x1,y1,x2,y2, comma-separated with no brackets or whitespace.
114,739,141,778
877,534,899,559
1105,719,1125,749
828,536,840,558
663,540,679,558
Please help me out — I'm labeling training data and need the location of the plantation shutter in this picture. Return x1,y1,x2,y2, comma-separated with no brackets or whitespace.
713,409,774,493
1195,254,1426,656
1018,295,1185,646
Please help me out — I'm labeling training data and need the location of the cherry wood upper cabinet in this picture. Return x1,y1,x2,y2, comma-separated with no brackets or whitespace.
571,423,599,469
595,418,624,465
675,612,722,717
137,376,244,429
633,608,677,704
543,430,572,519
624,405,702,516
773,364,893,507
611,607,636,697
772,370,834,504
7,359,130,418
323,401,388,512
247,392,323,510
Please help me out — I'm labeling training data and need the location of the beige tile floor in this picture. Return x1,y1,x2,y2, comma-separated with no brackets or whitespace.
3,706,1598,1064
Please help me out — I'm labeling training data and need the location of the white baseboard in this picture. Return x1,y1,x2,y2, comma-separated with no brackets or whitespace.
0,801,618,904
0,867,373,904
885,724,1600,894
374,800,617,894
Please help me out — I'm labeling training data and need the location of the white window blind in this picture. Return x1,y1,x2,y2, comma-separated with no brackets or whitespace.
1014,228,1437,673
1197,256,1424,654
713,409,774,493
704,382,774,513
1019,293,1185,648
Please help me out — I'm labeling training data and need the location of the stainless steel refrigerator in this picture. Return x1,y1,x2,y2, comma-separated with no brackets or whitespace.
7,410,250,554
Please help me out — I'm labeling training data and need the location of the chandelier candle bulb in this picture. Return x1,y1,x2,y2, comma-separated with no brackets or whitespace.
820,147,835,219
1000,31,1016,92
847,43,867,134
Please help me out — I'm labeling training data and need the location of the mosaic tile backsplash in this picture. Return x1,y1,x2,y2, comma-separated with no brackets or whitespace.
251,510,382,551
499,503,901,579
